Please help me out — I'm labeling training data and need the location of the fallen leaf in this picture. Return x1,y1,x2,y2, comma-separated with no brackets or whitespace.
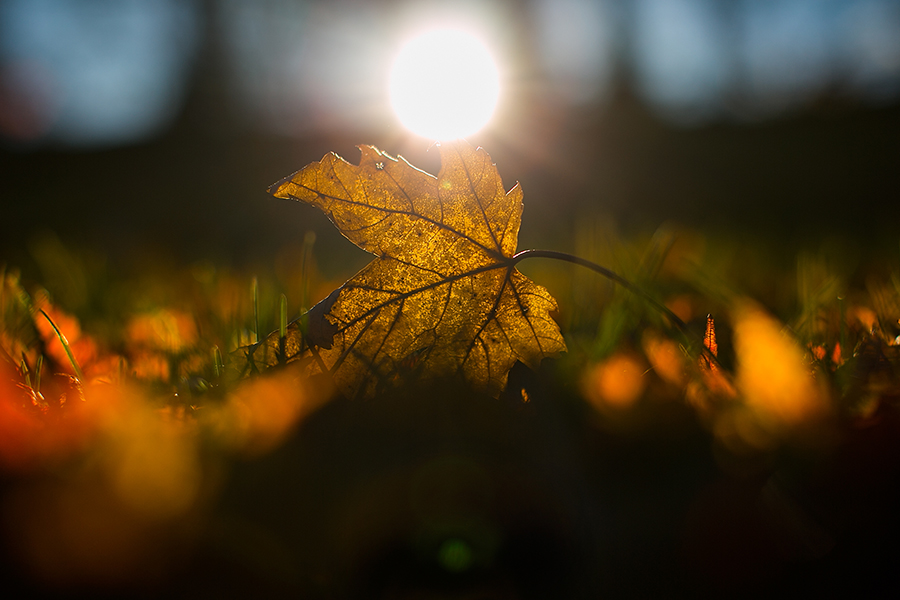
701,314,718,369
248,140,566,398
690,314,736,403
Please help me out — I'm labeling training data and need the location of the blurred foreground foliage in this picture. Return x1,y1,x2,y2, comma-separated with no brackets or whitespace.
2,226,900,597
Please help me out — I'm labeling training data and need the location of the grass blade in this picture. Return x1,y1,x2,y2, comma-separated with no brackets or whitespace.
34,354,42,393
252,276,260,344
39,308,85,381
212,345,223,379
279,293,287,340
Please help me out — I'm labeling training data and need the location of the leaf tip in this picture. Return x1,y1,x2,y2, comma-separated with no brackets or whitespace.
267,172,296,198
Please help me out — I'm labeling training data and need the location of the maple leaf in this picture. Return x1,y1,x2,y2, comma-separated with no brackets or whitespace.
248,140,566,398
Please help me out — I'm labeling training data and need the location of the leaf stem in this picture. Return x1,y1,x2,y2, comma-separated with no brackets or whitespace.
512,249,687,332
512,249,721,368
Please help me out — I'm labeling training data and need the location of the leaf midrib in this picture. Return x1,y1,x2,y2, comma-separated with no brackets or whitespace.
290,186,508,263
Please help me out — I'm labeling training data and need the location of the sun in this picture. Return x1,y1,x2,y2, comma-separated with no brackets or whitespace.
389,28,500,141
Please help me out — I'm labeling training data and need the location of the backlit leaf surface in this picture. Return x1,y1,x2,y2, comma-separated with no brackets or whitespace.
252,140,566,398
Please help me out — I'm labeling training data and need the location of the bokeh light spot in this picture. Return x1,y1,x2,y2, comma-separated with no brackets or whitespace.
583,353,647,409
438,537,473,573
733,305,827,426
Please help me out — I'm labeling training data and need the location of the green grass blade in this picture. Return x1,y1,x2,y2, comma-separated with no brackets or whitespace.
20,357,31,389
279,293,287,340
39,308,85,381
34,354,42,393
252,276,260,344
212,345,223,379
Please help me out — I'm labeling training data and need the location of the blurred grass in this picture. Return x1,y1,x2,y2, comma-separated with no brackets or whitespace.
2,224,900,595
5,224,900,465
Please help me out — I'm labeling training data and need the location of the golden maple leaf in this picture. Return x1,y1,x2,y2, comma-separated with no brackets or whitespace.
247,140,566,398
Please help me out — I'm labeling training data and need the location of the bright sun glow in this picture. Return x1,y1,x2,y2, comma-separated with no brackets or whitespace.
389,28,500,140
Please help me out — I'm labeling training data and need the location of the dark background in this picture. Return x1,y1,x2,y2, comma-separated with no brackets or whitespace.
2,0,899,281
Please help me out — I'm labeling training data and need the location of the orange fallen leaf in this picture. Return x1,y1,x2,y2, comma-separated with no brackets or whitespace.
691,314,736,402
701,314,718,370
